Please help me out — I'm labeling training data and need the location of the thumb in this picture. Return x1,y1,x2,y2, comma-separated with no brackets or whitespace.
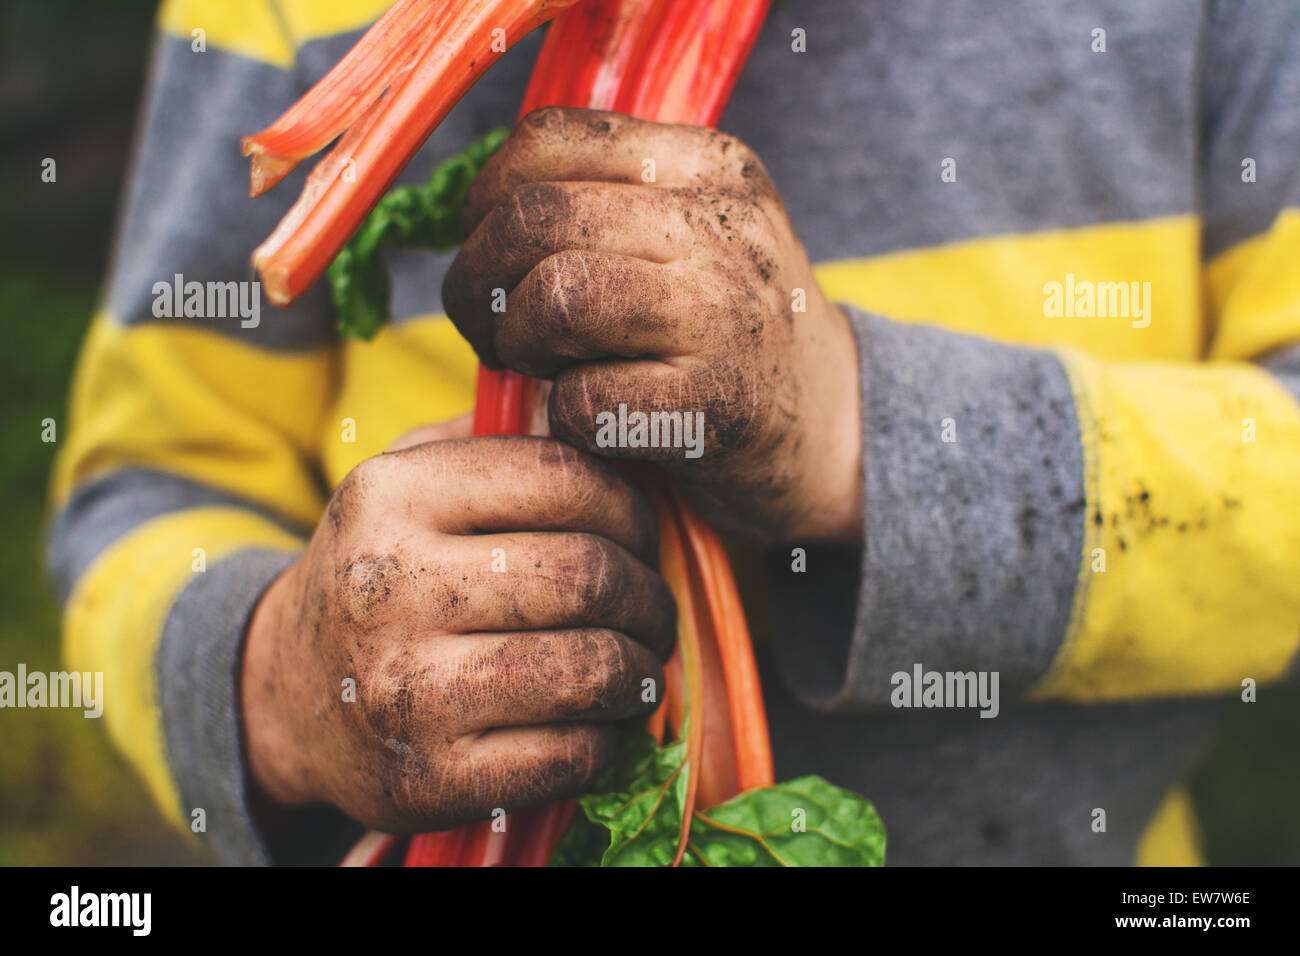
385,411,475,452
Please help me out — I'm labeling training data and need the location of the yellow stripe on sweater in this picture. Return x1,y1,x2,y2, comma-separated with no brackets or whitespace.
275,0,397,50
159,0,295,68
62,508,302,825
51,313,335,529
1031,351,1300,699
1205,208,1300,361
323,315,478,484
1136,787,1205,867
815,216,1201,361
159,0,393,68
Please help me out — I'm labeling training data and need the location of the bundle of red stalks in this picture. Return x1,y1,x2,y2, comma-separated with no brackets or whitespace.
244,0,882,868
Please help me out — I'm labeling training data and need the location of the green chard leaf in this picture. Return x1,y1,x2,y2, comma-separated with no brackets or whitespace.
689,775,886,867
548,733,886,867
555,731,692,867
329,126,509,340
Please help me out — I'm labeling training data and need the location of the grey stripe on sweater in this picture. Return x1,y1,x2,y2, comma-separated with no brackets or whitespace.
46,468,309,603
156,548,297,866
770,309,1086,711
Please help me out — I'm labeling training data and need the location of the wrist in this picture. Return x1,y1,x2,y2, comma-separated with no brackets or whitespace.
241,559,315,807
789,298,863,544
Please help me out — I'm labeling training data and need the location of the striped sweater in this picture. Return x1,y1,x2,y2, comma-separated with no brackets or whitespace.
48,0,1300,865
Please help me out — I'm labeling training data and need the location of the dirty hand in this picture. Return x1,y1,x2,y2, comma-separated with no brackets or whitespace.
241,422,674,833
443,107,862,545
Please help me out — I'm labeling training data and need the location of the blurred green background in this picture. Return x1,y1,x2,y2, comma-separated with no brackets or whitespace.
1,0,205,865
1,0,1297,866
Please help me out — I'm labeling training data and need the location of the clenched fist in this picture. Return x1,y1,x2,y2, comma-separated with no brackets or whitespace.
242,424,674,833
443,107,862,545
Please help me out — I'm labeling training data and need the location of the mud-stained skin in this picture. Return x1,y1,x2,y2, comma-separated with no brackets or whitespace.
241,430,672,835
336,552,402,628
241,109,863,836
443,107,863,545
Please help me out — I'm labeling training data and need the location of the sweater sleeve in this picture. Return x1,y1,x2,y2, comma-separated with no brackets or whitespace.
766,1,1300,709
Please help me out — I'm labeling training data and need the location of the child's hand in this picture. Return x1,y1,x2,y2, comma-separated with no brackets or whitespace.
444,107,862,545
241,428,673,833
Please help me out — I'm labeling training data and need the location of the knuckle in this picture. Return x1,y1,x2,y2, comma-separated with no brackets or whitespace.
729,140,770,188
483,183,553,266
473,189,527,265
505,180,564,231
522,106,614,147
706,127,756,170
528,437,607,505
585,630,636,701
531,435,591,482
567,534,620,610
548,532,604,599
335,548,405,632
733,139,761,173
499,253,588,369
526,181,583,242
520,104,568,136
358,648,419,734
716,128,750,158
362,671,400,722
535,250,587,334
547,531,621,617
548,368,601,442
346,452,400,503
331,458,377,525
587,544,625,617
440,646,503,726
542,726,607,789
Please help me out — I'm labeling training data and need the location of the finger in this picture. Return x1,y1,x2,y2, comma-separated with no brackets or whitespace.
546,358,762,465
385,412,474,452
420,532,677,656
384,436,659,563
493,252,708,379
463,106,761,228
435,723,617,822
433,629,665,732
442,180,688,366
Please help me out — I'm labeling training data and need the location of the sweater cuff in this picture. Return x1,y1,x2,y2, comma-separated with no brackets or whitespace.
768,308,1086,711
156,547,360,865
